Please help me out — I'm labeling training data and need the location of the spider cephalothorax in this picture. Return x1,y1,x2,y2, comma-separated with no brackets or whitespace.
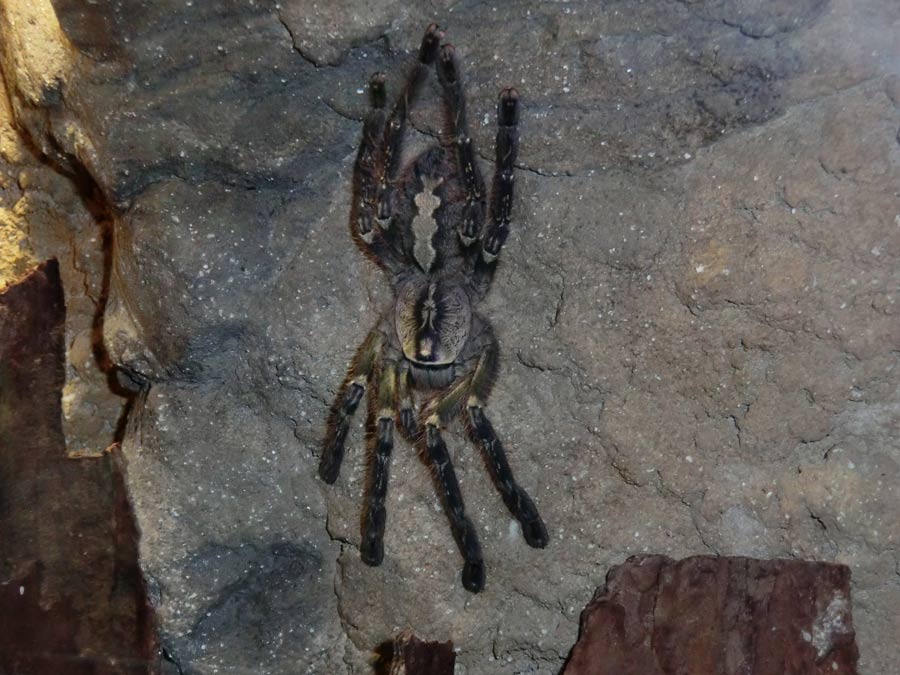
318,24,548,593
396,277,472,365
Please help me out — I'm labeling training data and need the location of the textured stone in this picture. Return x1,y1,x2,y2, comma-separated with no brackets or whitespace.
1,0,898,673
0,260,155,674
0,0,127,459
563,555,859,674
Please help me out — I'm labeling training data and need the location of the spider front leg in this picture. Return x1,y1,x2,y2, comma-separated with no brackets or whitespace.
471,88,519,295
436,42,487,244
376,23,442,221
485,88,518,257
319,329,382,483
360,359,398,566
350,73,401,270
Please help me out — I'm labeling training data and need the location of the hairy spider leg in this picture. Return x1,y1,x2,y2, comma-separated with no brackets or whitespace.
325,24,541,593
377,23,443,222
464,345,548,549
349,73,406,272
471,88,519,297
423,422,485,592
414,346,488,592
360,359,398,566
353,72,386,240
435,43,487,245
319,329,382,483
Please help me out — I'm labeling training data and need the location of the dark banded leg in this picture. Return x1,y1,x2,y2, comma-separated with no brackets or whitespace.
349,73,414,273
319,329,381,483
376,23,442,220
461,340,546,547
423,423,485,592
473,88,519,294
361,362,397,566
466,405,548,548
436,42,486,244
351,75,387,245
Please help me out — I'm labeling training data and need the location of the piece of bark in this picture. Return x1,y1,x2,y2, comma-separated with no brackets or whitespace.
563,554,858,675
374,630,456,675
0,260,157,675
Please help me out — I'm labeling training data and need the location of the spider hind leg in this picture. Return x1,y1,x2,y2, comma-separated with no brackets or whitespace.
360,417,394,566
319,329,382,483
319,381,364,484
361,359,398,566
424,423,485,592
466,404,548,548
460,340,548,548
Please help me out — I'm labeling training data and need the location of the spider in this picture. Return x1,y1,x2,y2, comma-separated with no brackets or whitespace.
318,24,548,593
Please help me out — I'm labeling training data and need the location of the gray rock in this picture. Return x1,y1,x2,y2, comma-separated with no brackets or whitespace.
2,0,898,672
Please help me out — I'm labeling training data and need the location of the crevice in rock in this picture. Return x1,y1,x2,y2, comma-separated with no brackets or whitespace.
272,5,326,70
809,507,828,532
161,646,185,675
0,21,149,438
15,122,149,443
0,3,160,665
271,2,391,71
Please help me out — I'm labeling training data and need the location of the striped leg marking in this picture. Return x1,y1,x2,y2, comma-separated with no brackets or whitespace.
361,416,394,565
319,381,365,484
425,423,485,592
467,405,548,548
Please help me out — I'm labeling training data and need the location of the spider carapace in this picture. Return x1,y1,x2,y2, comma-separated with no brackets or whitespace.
318,23,548,593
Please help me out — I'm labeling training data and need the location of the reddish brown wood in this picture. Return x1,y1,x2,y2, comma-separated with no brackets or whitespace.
563,555,858,675
375,630,456,675
0,260,157,674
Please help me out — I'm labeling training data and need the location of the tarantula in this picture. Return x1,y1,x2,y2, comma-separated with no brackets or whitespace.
319,24,548,593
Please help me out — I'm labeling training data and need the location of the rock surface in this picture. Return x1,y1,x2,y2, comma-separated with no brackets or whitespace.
563,554,857,675
1,0,899,673
0,260,155,674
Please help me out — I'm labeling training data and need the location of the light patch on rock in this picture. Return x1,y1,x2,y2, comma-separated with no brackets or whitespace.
719,505,768,557
508,519,522,543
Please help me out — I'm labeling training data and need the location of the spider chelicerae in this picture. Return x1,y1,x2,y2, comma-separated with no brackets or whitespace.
319,23,548,593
